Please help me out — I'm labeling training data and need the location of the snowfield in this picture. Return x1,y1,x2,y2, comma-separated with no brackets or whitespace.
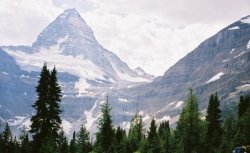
206,72,224,84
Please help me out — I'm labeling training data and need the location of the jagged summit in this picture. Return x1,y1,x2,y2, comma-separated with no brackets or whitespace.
32,8,96,55
55,8,89,28
240,15,250,24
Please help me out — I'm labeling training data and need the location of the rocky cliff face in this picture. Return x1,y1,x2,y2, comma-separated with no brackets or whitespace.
109,15,250,125
0,9,153,135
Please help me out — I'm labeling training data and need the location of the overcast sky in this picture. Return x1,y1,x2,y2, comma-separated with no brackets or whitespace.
0,0,250,76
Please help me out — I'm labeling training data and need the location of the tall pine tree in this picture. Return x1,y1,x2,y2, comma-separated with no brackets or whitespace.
147,118,160,153
175,89,202,153
48,66,62,139
30,64,51,152
69,131,77,153
205,93,222,153
238,95,250,117
77,126,91,153
127,114,144,153
2,123,13,153
30,64,63,152
95,95,114,153
158,121,171,153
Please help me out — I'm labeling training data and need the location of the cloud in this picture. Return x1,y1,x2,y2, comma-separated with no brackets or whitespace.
0,0,62,46
0,0,250,76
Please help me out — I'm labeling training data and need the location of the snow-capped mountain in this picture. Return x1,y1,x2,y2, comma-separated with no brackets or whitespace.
108,15,250,126
0,9,153,135
1,9,250,136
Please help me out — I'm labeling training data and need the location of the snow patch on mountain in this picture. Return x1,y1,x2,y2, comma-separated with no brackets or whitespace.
75,78,91,96
234,51,246,58
2,71,8,75
247,40,250,49
138,111,144,115
84,100,100,130
206,72,224,84
228,26,240,30
20,74,29,78
119,98,129,103
230,48,235,54
175,101,183,108
239,84,250,89
111,62,150,83
156,115,171,124
142,114,150,122
222,59,230,63
8,116,31,130
8,116,26,126
121,121,131,130
22,118,31,130
62,119,73,135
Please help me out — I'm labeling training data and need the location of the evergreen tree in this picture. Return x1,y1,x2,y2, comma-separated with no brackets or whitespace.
0,128,3,153
12,136,20,153
158,121,171,153
219,112,236,153
3,123,13,153
77,126,91,153
39,136,57,153
127,114,144,153
111,126,126,153
147,118,160,153
95,95,114,153
58,130,69,153
30,63,51,152
241,108,250,145
69,131,77,153
30,64,63,152
175,89,202,153
234,95,250,146
20,128,31,153
48,66,62,139
205,93,222,153
238,95,250,117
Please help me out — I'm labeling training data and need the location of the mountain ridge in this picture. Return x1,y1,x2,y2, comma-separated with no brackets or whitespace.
0,10,250,136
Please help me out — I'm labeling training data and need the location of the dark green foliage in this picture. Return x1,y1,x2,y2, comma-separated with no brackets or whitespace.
241,108,250,145
20,129,31,153
39,136,57,153
127,114,144,153
147,118,160,153
58,130,69,153
234,94,250,147
77,126,91,153
238,95,250,118
30,63,51,152
175,89,203,153
158,121,171,153
111,126,126,153
205,93,222,153
48,67,62,139
3,123,13,153
30,64,63,152
69,131,77,153
95,96,114,153
219,112,236,153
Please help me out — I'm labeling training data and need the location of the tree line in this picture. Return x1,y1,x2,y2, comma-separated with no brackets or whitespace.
0,64,250,153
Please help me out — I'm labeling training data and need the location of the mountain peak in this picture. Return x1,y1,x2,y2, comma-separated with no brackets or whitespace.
32,8,95,51
240,15,250,24
57,8,85,23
